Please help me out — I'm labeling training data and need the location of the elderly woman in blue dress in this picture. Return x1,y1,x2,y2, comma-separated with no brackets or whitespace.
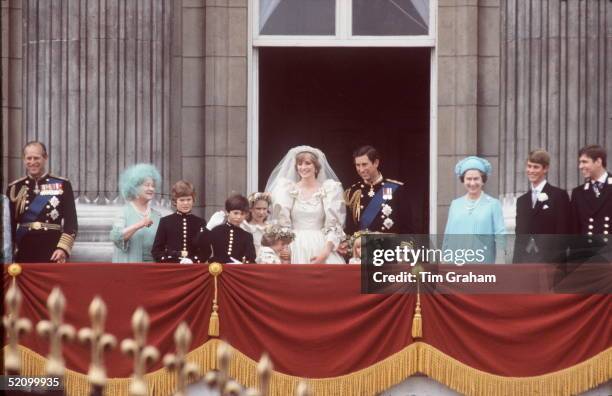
443,156,506,264
110,164,163,263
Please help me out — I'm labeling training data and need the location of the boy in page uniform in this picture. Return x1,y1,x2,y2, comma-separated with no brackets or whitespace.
152,180,210,263
208,194,256,264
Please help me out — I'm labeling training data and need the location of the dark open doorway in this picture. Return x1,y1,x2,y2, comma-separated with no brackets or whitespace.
258,47,430,233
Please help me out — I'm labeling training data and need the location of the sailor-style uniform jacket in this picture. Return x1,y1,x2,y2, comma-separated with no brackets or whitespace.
6,172,78,262
570,174,612,240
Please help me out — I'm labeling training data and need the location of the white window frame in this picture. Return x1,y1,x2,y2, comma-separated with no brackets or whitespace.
252,0,435,47
247,0,438,232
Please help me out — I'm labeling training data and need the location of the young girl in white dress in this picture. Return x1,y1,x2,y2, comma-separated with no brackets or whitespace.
348,234,362,264
256,225,295,264
265,146,346,264
241,192,272,255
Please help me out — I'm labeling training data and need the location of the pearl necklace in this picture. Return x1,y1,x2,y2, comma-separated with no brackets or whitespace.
131,201,151,217
464,194,483,214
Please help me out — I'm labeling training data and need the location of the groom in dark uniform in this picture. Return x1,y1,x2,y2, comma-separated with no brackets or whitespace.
513,149,570,263
344,145,413,235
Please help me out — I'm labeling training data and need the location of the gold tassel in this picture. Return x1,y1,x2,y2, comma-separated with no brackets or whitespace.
411,286,423,339
411,306,422,339
208,263,223,337
208,310,219,338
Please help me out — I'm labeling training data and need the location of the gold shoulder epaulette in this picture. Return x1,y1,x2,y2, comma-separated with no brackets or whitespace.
343,188,351,204
49,174,69,182
8,176,27,186
386,178,404,186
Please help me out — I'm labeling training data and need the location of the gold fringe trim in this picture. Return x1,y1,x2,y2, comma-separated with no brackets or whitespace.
9,343,216,396
8,342,612,396
417,343,612,396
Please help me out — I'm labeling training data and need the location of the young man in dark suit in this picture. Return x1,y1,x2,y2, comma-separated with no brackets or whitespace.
513,149,570,263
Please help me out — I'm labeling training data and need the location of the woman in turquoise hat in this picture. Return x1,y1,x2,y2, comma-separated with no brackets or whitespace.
443,156,506,264
110,163,163,263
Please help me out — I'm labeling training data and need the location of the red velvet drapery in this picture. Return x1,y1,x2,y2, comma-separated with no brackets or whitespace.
4,263,610,382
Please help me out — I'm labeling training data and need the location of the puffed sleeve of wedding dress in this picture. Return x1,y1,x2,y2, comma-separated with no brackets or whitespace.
270,178,296,228
321,180,346,249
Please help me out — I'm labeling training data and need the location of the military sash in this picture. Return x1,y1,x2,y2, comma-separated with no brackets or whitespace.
359,182,400,230
15,177,63,244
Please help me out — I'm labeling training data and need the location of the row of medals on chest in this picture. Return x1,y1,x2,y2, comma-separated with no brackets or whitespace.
363,182,395,230
24,179,62,220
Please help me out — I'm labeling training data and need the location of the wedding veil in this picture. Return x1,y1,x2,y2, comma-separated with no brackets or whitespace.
264,145,341,194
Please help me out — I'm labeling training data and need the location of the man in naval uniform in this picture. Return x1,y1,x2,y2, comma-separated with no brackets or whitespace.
569,145,612,263
344,145,413,236
6,141,78,263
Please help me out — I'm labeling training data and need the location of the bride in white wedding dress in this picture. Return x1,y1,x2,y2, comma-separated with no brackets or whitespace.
265,146,346,264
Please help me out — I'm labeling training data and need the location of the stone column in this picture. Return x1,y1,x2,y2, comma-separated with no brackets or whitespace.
175,0,207,216
477,0,505,225
20,0,174,202
203,0,248,218
500,0,612,195
2,0,23,187
477,0,501,189
436,1,503,232
437,1,481,232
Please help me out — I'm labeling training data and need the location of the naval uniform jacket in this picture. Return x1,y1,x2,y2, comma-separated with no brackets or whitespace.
569,175,612,262
6,173,78,262
208,222,256,264
570,175,612,236
151,211,210,263
344,177,413,235
513,182,571,263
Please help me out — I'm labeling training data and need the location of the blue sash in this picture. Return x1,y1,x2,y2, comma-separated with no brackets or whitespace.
359,182,400,230
15,177,63,244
